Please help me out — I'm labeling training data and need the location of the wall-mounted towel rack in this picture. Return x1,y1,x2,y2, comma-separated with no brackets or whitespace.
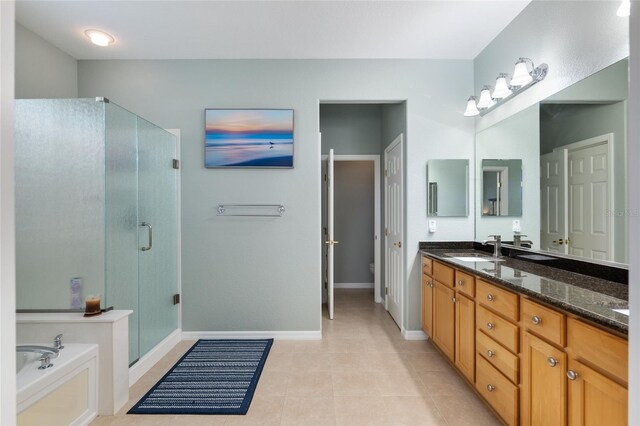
217,204,286,217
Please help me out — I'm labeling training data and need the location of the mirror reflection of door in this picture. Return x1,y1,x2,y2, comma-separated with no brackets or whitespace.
481,159,522,217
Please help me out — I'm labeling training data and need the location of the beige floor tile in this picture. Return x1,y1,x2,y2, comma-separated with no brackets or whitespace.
254,371,290,397
332,371,380,396
329,353,366,371
269,340,296,353
360,352,413,372
286,371,334,397
104,414,177,425
374,369,428,396
416,370,471,396
382,396,447,425
291,352,333,372
431,392,500,425
281,397,336,425
290,340,330,353
262,352,294,372
406,351,452,372
169,414,227,425
326,337,367,353
334,396,390,426
225,396,285,425
399,339,439,353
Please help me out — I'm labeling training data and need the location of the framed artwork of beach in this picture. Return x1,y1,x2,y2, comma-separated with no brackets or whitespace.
205,108,294,168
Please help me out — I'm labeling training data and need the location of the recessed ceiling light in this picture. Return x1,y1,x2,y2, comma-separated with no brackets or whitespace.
84,29,115,47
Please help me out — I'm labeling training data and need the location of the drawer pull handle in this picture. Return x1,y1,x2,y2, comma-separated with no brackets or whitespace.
567,370,579,381
547,357,558,367
457,280,464,286
531,315,542,325
487,294,495,301
486,384,495,392
487,322,494,330
487,350,495,358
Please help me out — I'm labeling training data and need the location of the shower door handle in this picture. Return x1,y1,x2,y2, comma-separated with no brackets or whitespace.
141,222,153,251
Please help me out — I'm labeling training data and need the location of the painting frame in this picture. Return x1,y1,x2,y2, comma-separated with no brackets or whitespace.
204,108,294,169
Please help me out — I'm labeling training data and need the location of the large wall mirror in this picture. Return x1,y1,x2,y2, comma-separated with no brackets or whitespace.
476,58,628,265
427,159,469,217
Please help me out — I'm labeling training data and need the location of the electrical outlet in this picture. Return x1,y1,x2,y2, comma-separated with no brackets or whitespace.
428,220,437,233
512,220,521,233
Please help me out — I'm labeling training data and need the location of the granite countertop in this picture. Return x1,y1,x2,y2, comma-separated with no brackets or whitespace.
420,248,629,335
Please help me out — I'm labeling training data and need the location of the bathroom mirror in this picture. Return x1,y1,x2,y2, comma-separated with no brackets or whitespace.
476,58,628,265
427,159,469,217
481,159,522,217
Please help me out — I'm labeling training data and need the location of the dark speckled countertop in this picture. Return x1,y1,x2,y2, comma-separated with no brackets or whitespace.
420,248,629,335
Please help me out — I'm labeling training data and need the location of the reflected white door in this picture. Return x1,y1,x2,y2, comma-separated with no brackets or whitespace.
384,135,403,328
325,149,336,320
567,143,610,260
541,150,568,254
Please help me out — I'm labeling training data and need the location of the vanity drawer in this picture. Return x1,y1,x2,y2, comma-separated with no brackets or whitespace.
477,305,519,354
455,270,475,298
421,256,433,276
476,330,518,383
477,280,518,322
521,298,565,347
476,354,519,426
433,261,454,288
567,318,628,385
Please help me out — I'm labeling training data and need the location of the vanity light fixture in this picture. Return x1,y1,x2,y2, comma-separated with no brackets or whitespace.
84,29,115,47
463,96,480,117
617,0,630,17
477,86,496,109
492,73,513,99
463,57,548,117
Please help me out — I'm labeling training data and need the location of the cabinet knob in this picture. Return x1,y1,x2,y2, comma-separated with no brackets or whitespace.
486,384,495,392
457,280,464,286
567,370,579,381
531,315,542,325
486,322,494,330
487,350,495,358
452,297,456,304
487,294,494,301
547,357,558,367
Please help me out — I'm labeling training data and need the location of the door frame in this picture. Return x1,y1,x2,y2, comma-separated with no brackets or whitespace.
554,133,614,259
320,154,382,304
383,134,404,326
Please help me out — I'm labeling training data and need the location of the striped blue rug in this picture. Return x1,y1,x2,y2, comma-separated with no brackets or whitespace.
128,339,273,415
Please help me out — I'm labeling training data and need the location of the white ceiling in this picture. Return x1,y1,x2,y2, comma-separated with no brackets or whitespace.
16,1,531,60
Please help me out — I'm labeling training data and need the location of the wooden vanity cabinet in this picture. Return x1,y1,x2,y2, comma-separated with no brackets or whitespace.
432,279,455,362
421,274,433,337
455,292,475,382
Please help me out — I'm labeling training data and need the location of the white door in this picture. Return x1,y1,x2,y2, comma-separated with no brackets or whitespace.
325,149,336,320
540,150,568,254
568,143,611,260
384,135,403,328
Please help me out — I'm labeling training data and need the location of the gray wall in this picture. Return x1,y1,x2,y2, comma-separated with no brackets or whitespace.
78,59,474,332
15,23,77,99
320,104,382,154
540,102,628,263
334,161,374,284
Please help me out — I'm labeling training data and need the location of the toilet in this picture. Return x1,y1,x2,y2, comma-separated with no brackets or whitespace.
369,262,375,275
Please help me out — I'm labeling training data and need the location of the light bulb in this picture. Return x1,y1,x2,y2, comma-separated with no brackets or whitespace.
464,96,480,117
492,74,513,99
477,87,495,109
84,30,115,47
511,58,533,86
617,0,630,17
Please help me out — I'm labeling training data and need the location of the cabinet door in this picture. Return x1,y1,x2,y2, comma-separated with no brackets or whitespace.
568,359,627,426
521,332,567,426
421,276,433,337
432,280,455,361
455,292,475,382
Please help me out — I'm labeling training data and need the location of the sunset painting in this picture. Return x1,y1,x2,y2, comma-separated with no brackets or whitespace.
205,109,294,168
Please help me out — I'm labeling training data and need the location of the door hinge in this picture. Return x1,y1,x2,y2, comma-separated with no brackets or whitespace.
385,228,390,237
385,287,389,295
385,169,389,177
173,294,181,305
173,159,180,169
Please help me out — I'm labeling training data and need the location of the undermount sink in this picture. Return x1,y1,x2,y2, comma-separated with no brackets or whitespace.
452,256,505,263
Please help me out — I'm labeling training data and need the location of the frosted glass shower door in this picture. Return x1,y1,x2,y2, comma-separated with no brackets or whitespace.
137,118,178,356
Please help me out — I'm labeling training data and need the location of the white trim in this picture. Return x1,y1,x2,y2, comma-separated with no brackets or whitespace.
334,282,374,289
402,329,428,341
167,129,182,330
129,329,181,387
182,330,322,341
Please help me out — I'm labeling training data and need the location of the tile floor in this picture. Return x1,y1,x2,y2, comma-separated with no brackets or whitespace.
91,289,499,425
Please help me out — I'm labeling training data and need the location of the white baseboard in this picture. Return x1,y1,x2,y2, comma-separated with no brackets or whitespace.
335,282,374,289
129,329,181,387
402,329,428,340
182,330,322,341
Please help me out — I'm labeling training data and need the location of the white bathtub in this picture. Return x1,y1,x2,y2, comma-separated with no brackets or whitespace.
17,343,98,426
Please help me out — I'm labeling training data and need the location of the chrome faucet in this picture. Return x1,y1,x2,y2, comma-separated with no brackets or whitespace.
513,232,533,248
17,345,60,369
54,334,64,350
483,234,502,258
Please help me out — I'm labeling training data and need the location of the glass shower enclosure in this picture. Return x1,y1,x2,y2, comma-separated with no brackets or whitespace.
15,98,178,364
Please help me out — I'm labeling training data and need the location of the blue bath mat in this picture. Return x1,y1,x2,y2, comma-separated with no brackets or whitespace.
128,339,273,415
